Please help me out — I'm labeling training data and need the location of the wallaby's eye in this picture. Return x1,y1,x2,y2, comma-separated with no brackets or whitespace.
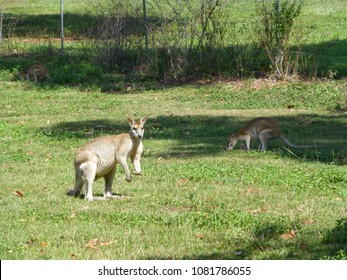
133,127,137,131
141,127,144,130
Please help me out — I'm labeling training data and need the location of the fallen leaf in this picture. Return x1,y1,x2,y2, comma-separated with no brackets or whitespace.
71,253,78,260
194,233,205,240
287,105,295,109
246,187,260,194
86,238,99,246
280,229,296,240
40,242,49,247
280,233,294,240
303,219,314,225
14,190,24,197
178,178,189,186
85,238,99,249
45,154,53,162
250,208,266,214
26,237,36,246
100,241,115,247
68,212,76,220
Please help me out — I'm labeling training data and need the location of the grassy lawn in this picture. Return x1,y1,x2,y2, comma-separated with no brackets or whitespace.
0,79,346,260
0,0,346,260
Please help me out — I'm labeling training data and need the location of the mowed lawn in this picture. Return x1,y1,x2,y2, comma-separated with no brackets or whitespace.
0,80,346,260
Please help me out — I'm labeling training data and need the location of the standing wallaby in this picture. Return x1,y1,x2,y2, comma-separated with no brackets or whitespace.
19,63,51,83
227,117,317,151
67,117,147,201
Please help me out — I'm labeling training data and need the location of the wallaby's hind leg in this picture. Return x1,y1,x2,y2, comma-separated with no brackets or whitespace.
258,138,268,151
258,129,272,151
258,134,268,151
67,170,84,197
104,168,116,198
103,168,125,199
79,161,97,201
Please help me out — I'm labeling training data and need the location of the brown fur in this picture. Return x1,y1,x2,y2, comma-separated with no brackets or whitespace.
67,117,147,201
19,63,51,83
227,117,317,151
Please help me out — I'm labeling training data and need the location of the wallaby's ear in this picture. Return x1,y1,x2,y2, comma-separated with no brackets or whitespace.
140,117,147,125
128,118,135,127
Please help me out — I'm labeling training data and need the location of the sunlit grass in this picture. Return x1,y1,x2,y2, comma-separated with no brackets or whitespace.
0,79,346,259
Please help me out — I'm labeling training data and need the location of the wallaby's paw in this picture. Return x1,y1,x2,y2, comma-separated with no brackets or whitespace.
85,195,94,201
92,196,107,201
104,194,126,200
67,189,77,196
132,171,141,175
126,176,132,182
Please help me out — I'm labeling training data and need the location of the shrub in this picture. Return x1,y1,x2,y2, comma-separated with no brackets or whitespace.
253,0,303,79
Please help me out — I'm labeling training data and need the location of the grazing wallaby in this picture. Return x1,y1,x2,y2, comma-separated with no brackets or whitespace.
19,63,51,83
227,117,317,151
67,117,147,201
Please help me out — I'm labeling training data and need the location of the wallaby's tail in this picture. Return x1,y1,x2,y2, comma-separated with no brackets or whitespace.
280,133,317,149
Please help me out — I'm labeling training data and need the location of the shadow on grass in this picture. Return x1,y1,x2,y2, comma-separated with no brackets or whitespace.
41,113,346,164
147,218,347,260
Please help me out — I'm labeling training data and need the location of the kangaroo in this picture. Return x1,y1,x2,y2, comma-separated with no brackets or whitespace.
227,117,317,151
19,63,51,83
67,117,147,201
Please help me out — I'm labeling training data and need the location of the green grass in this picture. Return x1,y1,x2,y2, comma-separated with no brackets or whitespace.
0,0,346,260
0,79,346,260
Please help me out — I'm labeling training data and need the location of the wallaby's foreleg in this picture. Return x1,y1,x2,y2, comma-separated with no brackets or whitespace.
117,156,132,182
131,154,141,175
131,145,143,175
104,168,116,198
244,135,251,150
